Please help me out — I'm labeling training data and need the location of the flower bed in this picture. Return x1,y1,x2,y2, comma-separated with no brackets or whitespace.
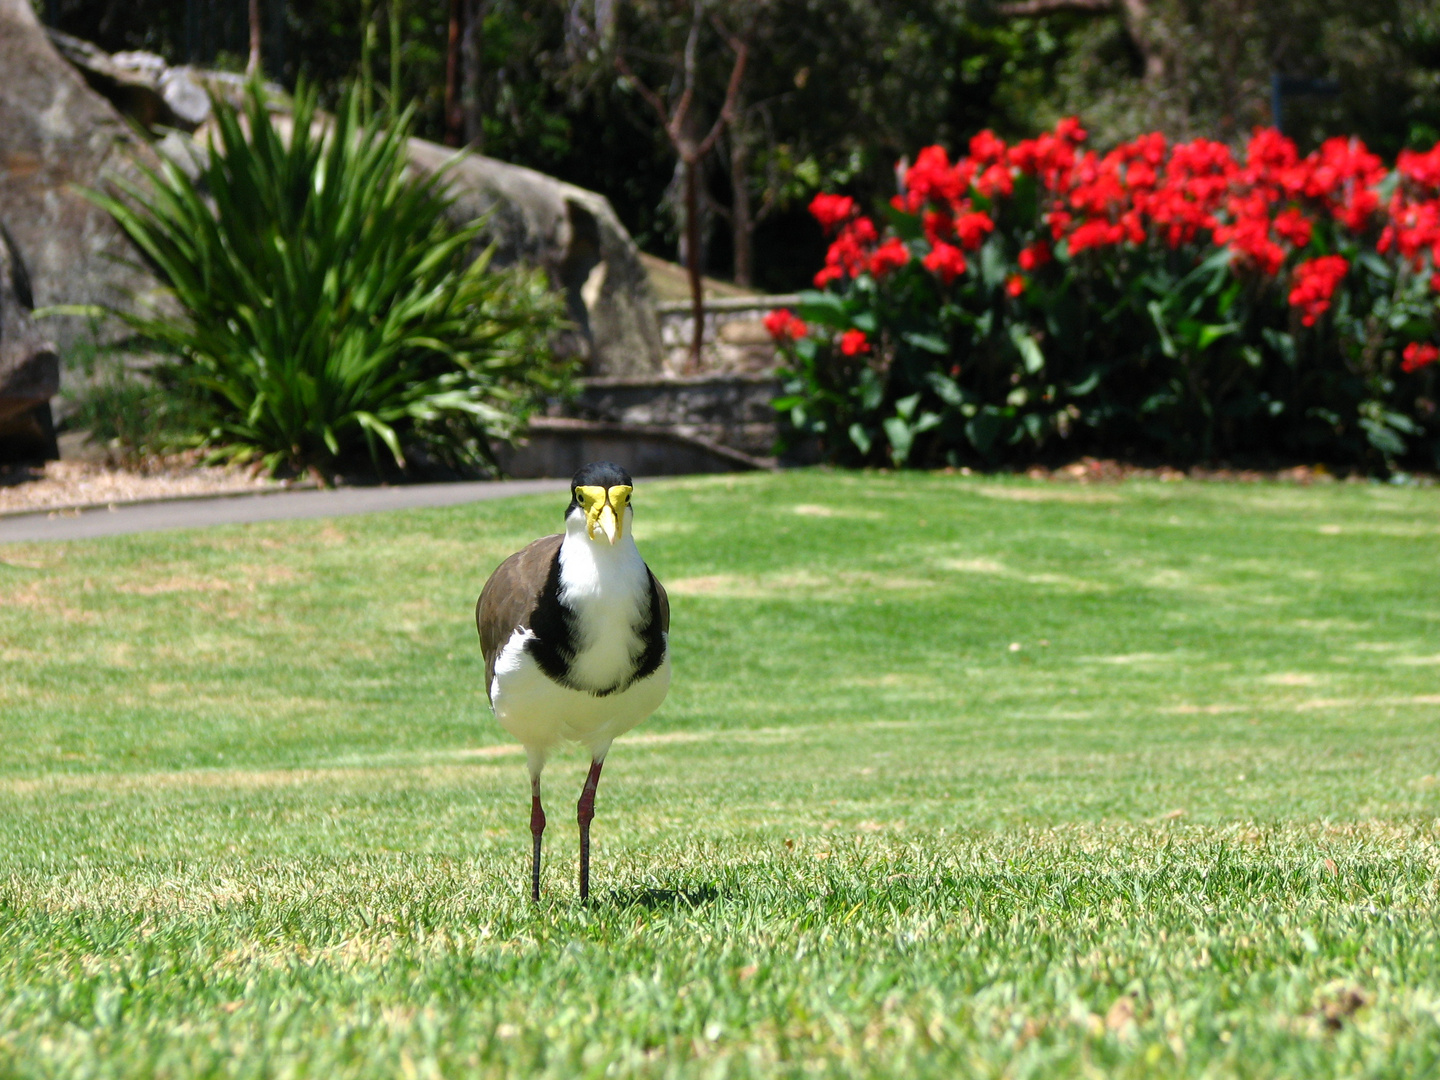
769,120,1440,471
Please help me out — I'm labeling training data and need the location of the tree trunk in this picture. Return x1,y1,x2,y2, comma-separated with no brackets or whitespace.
361,0,375,119
246,0,261,74
729,128,753,288
461,0,485,148
444,0,462,146
389,0,403,116
684,149,704,371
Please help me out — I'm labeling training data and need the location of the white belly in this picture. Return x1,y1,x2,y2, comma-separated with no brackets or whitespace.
490,629,670,761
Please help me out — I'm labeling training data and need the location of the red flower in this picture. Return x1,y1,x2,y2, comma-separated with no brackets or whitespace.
839,329,871,356
975,163,1014,199
923,241,967,284
1008,131,1077,187
954,211,995,251
968,129,1007,166
1402,342,1439,372
1067,217,1125,255
1005,274,1026,298
904,145,967,209
848,217,879,246
763,308,808,342
1288,255,1348,326
923,208,954,245
1055,116,1087,144
1017,241,1051,271
1214,214,1285,276
814,216,880,286
1335,188,1379,232
1272,207,1313,248
809,193,857,232
1383,200,1440,261
868,238,910,279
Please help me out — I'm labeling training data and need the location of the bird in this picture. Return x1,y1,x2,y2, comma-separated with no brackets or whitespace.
476,461,670,901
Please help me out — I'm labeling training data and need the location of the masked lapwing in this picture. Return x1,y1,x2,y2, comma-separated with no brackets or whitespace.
476,462,670,901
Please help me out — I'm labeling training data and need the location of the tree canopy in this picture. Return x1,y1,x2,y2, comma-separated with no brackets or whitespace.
40,0,1440,292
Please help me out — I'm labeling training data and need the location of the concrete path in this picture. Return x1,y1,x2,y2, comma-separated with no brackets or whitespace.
0,478,573,543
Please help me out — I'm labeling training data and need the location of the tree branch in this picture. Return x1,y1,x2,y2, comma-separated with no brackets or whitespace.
694,25,748,160
614,51,678,144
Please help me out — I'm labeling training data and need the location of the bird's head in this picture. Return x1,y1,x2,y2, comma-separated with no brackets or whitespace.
567,461,634,546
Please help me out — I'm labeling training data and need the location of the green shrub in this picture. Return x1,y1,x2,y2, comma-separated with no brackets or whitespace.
85,79,569,478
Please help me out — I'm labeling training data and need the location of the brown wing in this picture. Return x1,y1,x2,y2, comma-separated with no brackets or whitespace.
476,533,563,701
649,568,669,635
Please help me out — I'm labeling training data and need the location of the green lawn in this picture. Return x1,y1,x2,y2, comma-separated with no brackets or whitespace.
1,470,1439,1078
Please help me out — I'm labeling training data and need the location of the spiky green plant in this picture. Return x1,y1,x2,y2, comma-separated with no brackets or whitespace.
86,79,569,478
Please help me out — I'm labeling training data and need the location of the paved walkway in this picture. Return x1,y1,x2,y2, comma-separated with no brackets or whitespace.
0,478,573,543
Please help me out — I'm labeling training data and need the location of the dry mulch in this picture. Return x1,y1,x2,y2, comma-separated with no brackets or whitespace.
0,455,289,517
948,457,1431,485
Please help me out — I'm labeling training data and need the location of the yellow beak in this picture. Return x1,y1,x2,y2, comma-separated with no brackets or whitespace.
577,484,632,544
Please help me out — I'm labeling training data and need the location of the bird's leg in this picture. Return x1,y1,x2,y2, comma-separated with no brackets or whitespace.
529,773,546,902
576,758,605,902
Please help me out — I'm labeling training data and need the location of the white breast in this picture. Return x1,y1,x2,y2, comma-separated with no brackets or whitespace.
555,515,652,693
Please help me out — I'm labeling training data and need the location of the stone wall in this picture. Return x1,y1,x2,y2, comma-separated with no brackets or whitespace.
563,373,783,460
655,295,799,377
495,373,788,479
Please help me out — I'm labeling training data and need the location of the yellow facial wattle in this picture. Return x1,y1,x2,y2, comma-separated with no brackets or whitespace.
576,484,632,543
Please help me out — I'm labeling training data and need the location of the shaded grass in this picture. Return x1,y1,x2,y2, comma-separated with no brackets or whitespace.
1,470,1439,1077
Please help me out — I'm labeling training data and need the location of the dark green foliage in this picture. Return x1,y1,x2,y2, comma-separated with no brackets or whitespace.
86,79,569,477
1050,0,1440,158
62,361,206,457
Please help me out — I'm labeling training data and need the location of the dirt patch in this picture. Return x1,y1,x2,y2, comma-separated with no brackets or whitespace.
944,557,1007,574
117,575,235,596
940,556,1109,592
668,569,932,599
790,504,882,520
112,563,301,597
0,578,98,624
667,574,764,598
968,486,1123,505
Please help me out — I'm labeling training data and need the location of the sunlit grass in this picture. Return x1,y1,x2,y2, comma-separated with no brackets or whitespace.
1,470,1438,1077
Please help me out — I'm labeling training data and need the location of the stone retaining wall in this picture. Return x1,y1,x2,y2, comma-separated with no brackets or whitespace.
561,373,783,460
655,295,799,377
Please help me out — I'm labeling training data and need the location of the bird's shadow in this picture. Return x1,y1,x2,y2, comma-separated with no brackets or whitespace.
603,884,720,910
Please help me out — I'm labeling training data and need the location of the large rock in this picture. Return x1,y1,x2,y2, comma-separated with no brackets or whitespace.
46,29,210,132
407,140,663,377
0,0,159,358
0,223,59,461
